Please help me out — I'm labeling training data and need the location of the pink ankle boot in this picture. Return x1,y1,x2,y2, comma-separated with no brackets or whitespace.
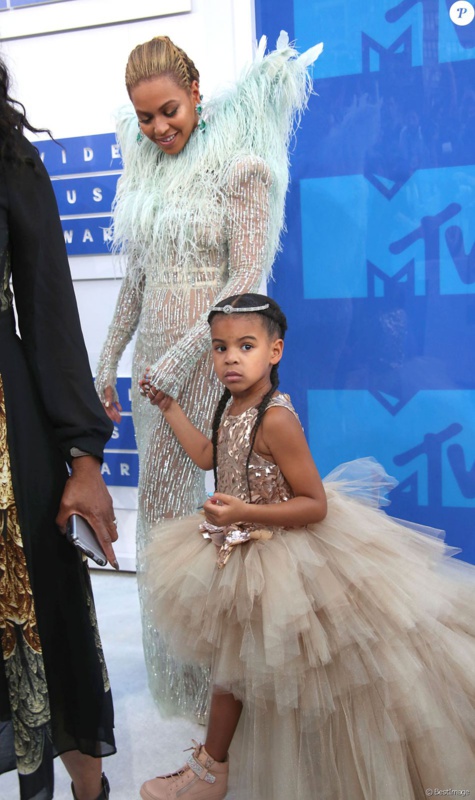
140,741,228,800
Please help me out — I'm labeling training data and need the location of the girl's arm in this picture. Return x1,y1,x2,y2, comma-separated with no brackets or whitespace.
157,396,213,471
204,406,327,528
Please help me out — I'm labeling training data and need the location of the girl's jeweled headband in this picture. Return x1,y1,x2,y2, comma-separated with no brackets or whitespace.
210,303,270,314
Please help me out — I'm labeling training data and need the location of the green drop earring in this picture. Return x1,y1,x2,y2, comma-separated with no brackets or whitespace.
196,95,206,133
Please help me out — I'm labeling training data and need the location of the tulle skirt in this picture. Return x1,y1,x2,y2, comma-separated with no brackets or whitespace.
144,459,475,800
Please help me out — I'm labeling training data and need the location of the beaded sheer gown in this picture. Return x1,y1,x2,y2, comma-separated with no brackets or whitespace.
95,33,323,717
145,394,475,800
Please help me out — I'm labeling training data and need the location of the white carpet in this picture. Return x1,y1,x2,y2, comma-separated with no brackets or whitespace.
0,571,212,800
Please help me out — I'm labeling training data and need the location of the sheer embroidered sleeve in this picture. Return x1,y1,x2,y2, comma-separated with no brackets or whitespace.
147,155,272,398
94,260,144,402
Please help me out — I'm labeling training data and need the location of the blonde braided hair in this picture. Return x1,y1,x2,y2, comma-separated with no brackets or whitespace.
125,35,200,95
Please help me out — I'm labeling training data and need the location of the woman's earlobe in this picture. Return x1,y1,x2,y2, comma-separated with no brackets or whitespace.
190,80,201,104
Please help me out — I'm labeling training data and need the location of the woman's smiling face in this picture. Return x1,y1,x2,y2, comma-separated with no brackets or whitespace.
131,75,200,155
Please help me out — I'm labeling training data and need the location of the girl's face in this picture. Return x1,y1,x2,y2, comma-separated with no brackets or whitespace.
211,314,283,398
130,75,201,155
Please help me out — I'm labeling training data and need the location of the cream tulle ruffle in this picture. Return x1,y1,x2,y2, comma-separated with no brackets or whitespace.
145,459,475,799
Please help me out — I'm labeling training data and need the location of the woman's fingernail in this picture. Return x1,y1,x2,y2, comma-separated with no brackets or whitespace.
113,560,120,571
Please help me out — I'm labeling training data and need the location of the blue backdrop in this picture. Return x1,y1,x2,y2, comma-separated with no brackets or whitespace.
39,133,120,256
255,0,475,563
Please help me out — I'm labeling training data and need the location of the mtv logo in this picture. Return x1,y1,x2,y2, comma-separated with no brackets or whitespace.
294,0,423,79
367,259,415,297
362,28,413,72
308,388,475,509
301,167,475,300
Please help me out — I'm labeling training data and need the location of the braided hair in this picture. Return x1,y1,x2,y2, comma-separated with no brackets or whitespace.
208,293,288,499
125,35,200,95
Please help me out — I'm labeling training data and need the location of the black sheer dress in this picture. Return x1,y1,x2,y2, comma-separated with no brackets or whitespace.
0,135,115,800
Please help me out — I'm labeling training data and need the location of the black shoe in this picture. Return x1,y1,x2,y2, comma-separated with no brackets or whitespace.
71,773,110,800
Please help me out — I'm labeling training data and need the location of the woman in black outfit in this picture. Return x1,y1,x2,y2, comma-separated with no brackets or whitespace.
0,57,116,800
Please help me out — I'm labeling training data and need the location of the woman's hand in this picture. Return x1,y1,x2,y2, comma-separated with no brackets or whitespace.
203,493,248,527
56,456,119,570
103,385,122,423
139,369,173,410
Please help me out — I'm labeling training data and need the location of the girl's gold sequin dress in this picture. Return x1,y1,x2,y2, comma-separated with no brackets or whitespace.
145,394,475,800
95,33,323,717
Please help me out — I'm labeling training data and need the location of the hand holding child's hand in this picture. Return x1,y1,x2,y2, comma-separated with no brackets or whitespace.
204,493,247,527
139,369,174,411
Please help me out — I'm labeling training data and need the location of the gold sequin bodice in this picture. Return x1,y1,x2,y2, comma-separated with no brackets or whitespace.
217,394,295,506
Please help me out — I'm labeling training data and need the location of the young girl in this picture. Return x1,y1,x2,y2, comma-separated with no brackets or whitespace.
140,293,475,800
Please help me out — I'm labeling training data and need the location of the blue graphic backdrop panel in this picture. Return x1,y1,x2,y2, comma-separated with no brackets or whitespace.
53,174,119,216
100,378,139,488
39,133,121,175
37,133,122,256
309,389,475,510
294,0,424,77
301,167,475,299
10,0,64,6
255,0,475,562
1,0,74,9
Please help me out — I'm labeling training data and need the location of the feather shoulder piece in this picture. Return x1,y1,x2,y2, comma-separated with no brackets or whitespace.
205,31,323,166
203,30,323,264
111,32,323,282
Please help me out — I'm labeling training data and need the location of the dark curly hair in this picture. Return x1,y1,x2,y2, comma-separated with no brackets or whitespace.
208,293,288,499
0,56,52,162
